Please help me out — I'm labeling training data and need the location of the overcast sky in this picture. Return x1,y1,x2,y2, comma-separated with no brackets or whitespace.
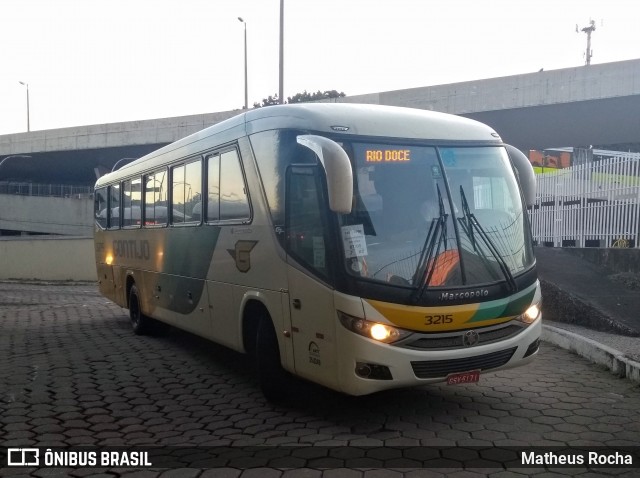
0,0,637,135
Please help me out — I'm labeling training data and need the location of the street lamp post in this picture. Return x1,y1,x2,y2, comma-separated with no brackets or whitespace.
238,17,248,110
0,154,32,173
0,155,32,192
18,81,30,132
111,157,138,172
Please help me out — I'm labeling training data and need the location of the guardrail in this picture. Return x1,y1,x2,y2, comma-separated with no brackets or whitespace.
0,181,93,199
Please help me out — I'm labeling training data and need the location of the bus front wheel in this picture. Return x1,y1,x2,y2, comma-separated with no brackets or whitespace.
129,284,153,335
256,317,289,402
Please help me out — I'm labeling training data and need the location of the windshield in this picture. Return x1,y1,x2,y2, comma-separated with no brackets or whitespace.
340,143,534,289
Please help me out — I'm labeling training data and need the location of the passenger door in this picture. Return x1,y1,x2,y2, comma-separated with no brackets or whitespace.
285,166,338,388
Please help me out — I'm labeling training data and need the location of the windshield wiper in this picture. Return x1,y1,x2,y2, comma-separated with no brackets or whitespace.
459,186,517,292
411,185,448,302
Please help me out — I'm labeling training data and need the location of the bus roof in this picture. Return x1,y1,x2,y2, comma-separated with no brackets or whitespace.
244,103,500,141
97,103,501,188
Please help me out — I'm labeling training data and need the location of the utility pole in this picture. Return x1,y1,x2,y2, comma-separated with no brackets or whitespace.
577,20,596,66
279,0,284,104
238,17,248,109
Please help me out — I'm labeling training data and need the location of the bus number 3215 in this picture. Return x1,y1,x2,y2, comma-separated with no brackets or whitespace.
425,314,453,325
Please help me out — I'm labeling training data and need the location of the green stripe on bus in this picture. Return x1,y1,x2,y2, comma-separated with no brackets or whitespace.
466,283,536,323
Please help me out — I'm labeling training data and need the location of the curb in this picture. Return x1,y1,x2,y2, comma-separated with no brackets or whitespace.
542,324,640,384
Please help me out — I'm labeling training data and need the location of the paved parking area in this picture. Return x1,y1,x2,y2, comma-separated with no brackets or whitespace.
1,282,639,477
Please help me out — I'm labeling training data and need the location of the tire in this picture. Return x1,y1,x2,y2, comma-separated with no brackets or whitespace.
256,316,290,402
129,284,154,335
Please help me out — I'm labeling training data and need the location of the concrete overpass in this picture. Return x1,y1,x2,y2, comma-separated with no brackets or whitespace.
2,58,640,185
0,110,238,185
1,58,640,236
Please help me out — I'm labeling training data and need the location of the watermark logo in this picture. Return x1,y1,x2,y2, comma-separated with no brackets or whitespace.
7,448,39,466
4,448,152,467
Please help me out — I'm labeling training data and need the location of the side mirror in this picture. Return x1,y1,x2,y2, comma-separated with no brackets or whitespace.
505,144,536,207
297,135,353,214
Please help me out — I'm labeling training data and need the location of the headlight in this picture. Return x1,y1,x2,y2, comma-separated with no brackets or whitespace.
338,311,411,344
517,302,541,324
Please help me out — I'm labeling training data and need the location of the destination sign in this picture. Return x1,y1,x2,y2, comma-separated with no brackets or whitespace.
365,149,411,163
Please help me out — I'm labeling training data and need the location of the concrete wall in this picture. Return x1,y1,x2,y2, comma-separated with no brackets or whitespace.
0,194,93,236
0,236,96,281
332,59,640,115
0,110,238,156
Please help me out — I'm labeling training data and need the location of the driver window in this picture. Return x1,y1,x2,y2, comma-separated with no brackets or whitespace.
286,167,329,279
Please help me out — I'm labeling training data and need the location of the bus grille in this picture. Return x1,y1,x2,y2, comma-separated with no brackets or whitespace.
410,347,517,379
400,324,523,350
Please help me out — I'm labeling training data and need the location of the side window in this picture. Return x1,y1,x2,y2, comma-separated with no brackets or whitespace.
206,149,250,222
206,154,220,221
95,187,108,229
122,178,141,227
250,129,318,228
286,166,329,279
108,184,120,229
144,170,167,226
171,159,202,224
221,150,250,220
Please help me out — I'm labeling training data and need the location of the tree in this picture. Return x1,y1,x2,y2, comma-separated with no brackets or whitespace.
253,90,345,108
253,95,281,108
288,90,346,104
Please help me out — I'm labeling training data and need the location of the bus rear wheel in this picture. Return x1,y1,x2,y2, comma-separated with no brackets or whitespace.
129,284,154,335
256,316,289,402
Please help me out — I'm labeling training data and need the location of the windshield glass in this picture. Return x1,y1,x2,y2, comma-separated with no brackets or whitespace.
340,143,534,289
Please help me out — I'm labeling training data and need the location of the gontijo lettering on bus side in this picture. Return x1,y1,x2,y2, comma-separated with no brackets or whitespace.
112,240,150,260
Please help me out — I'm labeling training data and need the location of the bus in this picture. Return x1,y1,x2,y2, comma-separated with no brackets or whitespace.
94,103,541,399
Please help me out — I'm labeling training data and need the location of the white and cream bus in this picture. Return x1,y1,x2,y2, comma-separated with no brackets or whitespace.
94,103,541,399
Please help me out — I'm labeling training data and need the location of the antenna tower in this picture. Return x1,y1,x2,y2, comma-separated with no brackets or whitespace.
577,19,596,66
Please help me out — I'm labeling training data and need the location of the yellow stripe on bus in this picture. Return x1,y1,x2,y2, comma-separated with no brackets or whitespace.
364,299,515,332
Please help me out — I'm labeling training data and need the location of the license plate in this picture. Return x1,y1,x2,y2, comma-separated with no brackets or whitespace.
446,370,480,385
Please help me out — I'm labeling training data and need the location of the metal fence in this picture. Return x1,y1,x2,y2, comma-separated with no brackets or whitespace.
529,154,640,248
0,181,93,199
